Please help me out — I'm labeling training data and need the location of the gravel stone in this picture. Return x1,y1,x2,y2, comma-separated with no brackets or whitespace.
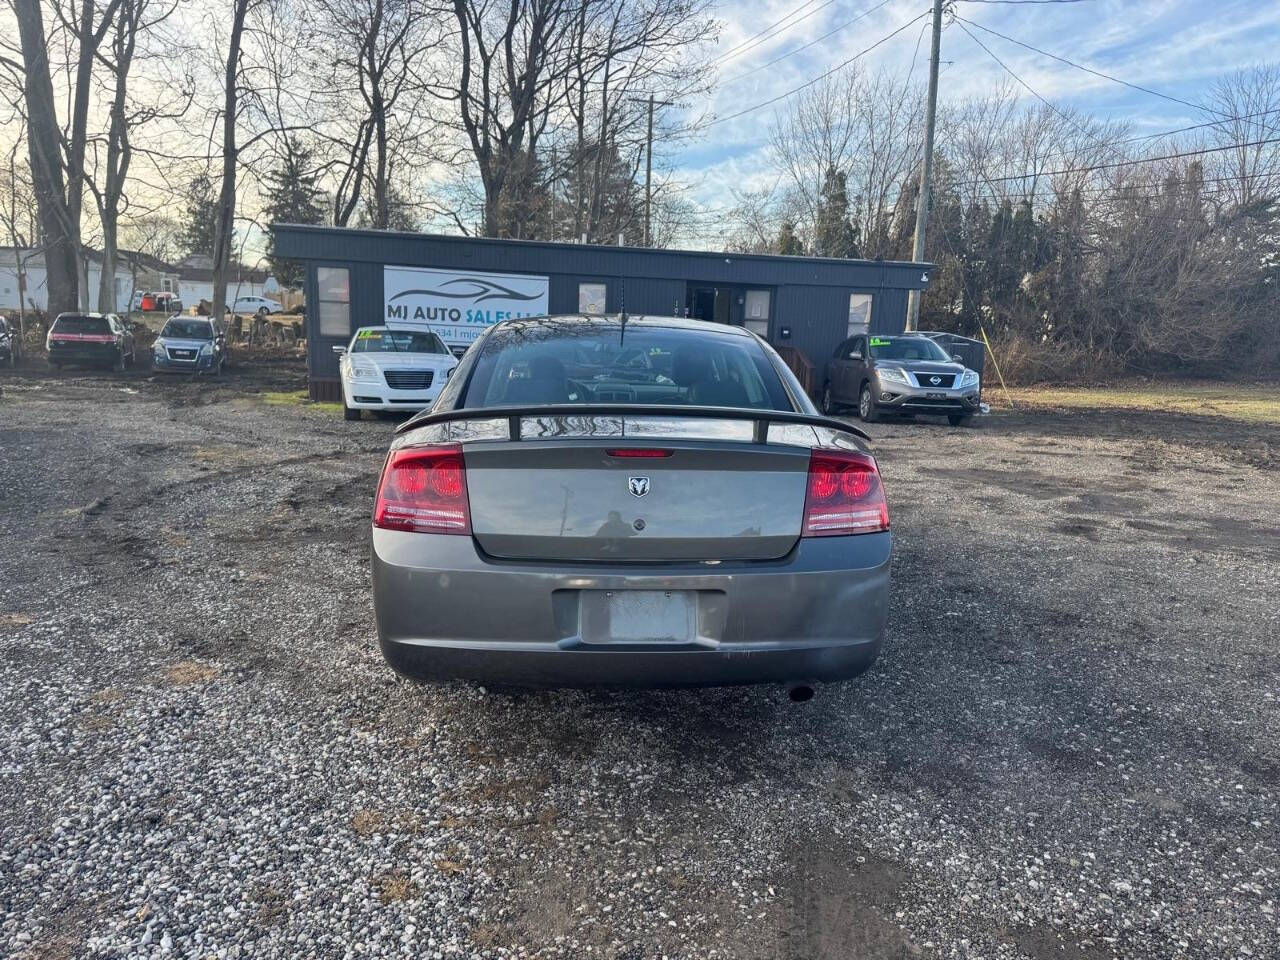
0,365,1276,959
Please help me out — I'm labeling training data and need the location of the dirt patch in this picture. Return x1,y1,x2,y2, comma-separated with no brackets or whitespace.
775,840,919,960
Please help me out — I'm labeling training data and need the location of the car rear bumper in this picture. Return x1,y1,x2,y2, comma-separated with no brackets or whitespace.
372,530,891,687
48,343,119,364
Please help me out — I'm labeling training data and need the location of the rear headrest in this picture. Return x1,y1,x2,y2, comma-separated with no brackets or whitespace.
671,347,711,386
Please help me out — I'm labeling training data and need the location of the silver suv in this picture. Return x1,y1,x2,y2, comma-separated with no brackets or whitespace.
823,333,981,426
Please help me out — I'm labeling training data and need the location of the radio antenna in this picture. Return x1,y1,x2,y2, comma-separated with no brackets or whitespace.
618,279,627,344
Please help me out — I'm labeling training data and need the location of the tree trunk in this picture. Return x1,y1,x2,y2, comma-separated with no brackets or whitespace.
97,4,134,313
211,0,250,327
13,0,79,317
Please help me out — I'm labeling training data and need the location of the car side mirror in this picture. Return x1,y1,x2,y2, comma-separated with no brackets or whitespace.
332,345,346,356
951,354,963,363
851,352,862,361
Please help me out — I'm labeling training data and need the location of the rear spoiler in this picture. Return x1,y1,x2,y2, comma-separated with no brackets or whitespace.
397,404,870,444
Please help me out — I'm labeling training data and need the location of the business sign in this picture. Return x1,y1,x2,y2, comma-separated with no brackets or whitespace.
383,265,549,349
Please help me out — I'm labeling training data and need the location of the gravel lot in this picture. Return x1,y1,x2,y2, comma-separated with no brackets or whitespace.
1,364,1277,959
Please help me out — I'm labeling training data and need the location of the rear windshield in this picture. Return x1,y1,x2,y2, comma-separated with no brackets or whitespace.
350,329,450,354
868,336,950,362
461,321,792,410
160,319,214,340
53,315,110,335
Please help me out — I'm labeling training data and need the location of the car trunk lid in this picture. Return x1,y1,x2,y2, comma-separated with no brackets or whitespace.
464,436,811,562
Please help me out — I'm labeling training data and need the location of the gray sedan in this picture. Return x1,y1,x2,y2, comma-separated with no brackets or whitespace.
371,315,891,694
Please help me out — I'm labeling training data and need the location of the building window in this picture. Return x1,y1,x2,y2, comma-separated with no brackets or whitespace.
744,289,770,337
578,282,607,314
162,278,173,292
847,293,873,335
317,267,350,338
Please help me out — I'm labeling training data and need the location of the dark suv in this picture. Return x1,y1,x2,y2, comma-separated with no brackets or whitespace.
46,313,137,371
822,333,981,426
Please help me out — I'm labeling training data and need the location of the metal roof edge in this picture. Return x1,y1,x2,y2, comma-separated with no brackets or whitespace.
267,222,935,272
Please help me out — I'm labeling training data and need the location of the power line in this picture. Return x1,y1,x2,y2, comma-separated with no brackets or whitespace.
720,0,896,87
705,8,933,128
904,14,932,89
945,136,1280,187
954,15,1232,119
940,108,1280,189
956,18,1136,174
956,0,1094,5
708,0,836,70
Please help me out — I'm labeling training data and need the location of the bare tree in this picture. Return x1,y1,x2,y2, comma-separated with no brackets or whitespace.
84,0,189,311
436,0,715,239
304,0,446,228
767,66,923,260
10,0,81,315
1203,64,1280,208
209,0,253,326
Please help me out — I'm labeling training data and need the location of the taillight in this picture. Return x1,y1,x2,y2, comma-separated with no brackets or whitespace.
802,449,889,536
373,444,470,535
605,448,673,458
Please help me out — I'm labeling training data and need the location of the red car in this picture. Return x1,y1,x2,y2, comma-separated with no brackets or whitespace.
139,292,183,313
46,313,137,371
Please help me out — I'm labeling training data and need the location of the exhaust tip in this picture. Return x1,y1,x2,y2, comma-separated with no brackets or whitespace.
786,683,815,703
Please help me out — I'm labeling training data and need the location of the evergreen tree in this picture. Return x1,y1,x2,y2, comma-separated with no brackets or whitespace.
178,175,219,260
262,138,327,287
776,220,804,256
813,167,860,258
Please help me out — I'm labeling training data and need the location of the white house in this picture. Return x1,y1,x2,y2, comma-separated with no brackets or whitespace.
173,254,269,306
0,246,182,313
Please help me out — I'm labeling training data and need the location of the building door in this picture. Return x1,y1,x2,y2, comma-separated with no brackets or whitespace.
688,286,734,325
743,289,770,337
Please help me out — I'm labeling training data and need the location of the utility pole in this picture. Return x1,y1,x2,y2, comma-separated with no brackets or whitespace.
630,94,672,247
906,0,946,332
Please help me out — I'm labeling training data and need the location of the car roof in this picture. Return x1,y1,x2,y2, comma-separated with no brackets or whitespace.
490,314,757,338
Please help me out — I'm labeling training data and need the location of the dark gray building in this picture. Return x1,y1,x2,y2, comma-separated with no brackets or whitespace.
269,223,933,400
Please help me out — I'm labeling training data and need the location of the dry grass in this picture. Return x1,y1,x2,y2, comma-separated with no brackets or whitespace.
470,774,552,804
371,869,416,903
79,713,116,733
163,660,220,687
0,612,35,629
999,381,1280,425
350,809,386,837
350,808,423,837
257,390,342,414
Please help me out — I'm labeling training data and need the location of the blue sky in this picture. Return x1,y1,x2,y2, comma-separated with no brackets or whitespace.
675,0,1280,208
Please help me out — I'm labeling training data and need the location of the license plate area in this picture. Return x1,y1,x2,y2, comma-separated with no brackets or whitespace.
574,589,723,645
925,391,947,399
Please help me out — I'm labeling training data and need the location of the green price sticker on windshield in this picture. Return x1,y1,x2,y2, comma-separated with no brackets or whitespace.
357,329,380,339
870,337,891,347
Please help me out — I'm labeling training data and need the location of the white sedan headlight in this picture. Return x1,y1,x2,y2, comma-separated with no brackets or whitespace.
959,369,979,387
348,361,378,382
876,366,911,385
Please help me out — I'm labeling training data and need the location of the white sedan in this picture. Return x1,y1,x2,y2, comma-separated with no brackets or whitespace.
335,326,459,420
231,295,283,315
